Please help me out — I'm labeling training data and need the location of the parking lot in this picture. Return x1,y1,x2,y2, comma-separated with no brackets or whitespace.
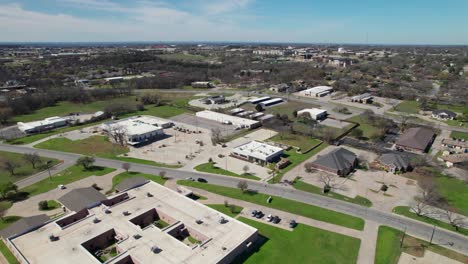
170,113,239,137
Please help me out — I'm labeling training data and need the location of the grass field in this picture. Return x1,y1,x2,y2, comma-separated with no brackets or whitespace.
237,217,360,264
375,226,468,264
110,171,167,192
293,178,372,207
177,180,364,230
393,100,421,114
207,204,244,218
0,151,60,185
0,240,19,264
269,134,322,153
435,174,468,216
21,165,115,197
392,206,468,236
194,162,260,180
112,156,182,168
346,115,380,139
269,142,328,183
35,136,128,158
450,131,468,140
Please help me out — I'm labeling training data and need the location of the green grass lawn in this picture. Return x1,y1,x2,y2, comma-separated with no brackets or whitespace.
34,136,128,157
34,136,181,168
21,165,115,197
237,217,360,264
119,105,188,119
392,206,468,236
0,151,60,184
375,226,468,264
194,162,260,180
110,171,166,192
207,204,244,218
393,101,421,114
435,174,468,216
0,216,22,230
269,142,328,183
444,119,468,129
269,134,322,153
0,240,19,264
39,200,61,211
177,180,364,230
346,115,380,139
293,178,372,207
450,131,468,140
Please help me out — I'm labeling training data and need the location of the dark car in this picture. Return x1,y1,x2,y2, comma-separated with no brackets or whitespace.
197,178,208,183
272,216,281,224
255,211,264,218
289,220,297,228
251,210,258,216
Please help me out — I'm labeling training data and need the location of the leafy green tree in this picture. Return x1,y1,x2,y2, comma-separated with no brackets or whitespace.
76,156,95,170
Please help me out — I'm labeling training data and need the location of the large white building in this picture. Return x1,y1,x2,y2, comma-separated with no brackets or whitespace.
299,86,333,97
17,116,68,134
101,116,168,145
297,108,327,120
195,110,261,129
231,141,284,165
3,181,258,264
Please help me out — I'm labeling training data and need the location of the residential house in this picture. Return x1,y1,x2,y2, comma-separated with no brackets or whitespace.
395,127,436,153
310,148,358,176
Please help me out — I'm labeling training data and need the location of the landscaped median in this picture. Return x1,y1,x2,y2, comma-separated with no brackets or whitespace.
375,226,468,264
392,206,468,236
0,240,18,264
177,180,365,230
293,177,372,207
194,162,260,180
236,217,361,264
34,135,182,169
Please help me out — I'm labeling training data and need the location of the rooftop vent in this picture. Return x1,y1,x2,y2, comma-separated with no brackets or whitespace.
195,219,203,225
151,246,162,254
49,235,59,242
133,234,142,240
93,217,101,224
147,192,153,197
219,217,228,224
123,211,131,216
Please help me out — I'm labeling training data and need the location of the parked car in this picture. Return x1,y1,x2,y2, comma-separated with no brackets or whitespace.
186,177,195,181
255,211,264,218
197,178,208,183
58,184,66,190
266,214,273,222
289,220,297,228
272,216,281,224
251,210,258,216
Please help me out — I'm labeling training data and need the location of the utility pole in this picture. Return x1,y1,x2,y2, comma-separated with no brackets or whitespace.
400,227,407,248
46,160,53,180
429,225,436,245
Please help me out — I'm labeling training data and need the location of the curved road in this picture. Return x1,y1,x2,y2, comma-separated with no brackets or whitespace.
1,143,467,255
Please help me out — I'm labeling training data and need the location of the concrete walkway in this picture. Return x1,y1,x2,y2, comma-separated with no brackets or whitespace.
15,159,74,189
168,181,384,264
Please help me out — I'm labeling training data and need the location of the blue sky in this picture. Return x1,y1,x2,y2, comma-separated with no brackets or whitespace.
0,0,467,44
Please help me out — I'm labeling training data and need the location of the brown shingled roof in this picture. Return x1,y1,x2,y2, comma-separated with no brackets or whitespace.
396,127,435,151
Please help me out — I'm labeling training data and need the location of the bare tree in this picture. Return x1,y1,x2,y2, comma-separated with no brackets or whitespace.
318,173,348,193
159,171,168,180
304,162,317,173
107,125,128,146
122,163,131,172
23,152,41,169
211,128,222,146
442,206,466,231
242,165,250,175
411,179,440,216
1,160,20,176
399,115,413,132
237,180,248,193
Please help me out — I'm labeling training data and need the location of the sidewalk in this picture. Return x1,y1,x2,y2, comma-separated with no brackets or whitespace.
15,159,75,189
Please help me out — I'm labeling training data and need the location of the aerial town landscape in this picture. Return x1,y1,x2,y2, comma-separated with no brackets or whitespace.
0,1,467,264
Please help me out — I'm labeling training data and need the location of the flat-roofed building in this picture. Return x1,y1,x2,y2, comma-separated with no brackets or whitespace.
101,116,168,145
17,116,68,134
351,93,373,104
442,138,468,153
231,141,283,165
259,98,284,108
249,96,271,104
229,108,244,115
191,81,214,88
300,86,333,97
195,110,261,129
297,108,327,120
6,181,258,264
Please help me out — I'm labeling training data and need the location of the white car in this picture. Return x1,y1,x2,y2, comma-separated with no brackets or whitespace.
58,184,66,190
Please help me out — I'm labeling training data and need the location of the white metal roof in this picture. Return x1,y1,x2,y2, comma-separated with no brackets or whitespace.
297,108,327,116
302,86,333,94
232,141,283,161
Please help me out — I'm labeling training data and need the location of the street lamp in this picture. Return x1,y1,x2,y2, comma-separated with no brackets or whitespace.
46,160,53,180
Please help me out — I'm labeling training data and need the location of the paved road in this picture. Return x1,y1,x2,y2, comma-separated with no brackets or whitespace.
0,143,467,255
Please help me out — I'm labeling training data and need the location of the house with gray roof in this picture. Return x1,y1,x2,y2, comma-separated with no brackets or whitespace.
0,214,49,239
377,153,411,173
58,187,106,212
395,127,436,153
310,148,357,176
432,109,457,120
